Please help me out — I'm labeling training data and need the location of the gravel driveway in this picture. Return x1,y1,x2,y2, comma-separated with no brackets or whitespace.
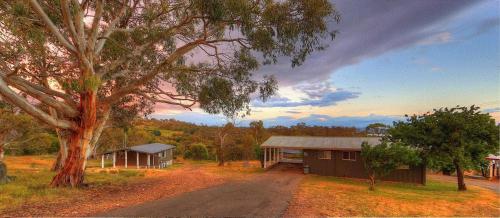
97,163,304,217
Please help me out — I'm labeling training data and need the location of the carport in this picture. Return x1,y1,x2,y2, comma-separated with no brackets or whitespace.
261,137,305,169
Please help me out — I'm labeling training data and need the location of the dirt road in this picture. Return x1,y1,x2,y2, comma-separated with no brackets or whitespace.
98,164,304,217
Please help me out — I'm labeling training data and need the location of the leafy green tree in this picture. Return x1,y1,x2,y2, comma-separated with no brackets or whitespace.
361,142,421,191
388,106,499,191
0,0,339,187
249,120,267,167
188,143,209,160
127,129,154,146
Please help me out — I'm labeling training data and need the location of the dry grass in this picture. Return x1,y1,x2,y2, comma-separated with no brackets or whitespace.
286,175,500,217
0,156,244,216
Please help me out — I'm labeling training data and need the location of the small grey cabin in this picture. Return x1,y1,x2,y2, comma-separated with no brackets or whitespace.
101,143,175,169
261,136,426,184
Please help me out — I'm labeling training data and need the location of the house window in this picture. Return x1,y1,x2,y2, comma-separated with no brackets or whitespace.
318,151,332,160
397,165,410,170
342,151,356,161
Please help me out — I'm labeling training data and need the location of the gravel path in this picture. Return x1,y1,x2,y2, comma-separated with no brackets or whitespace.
98,163,304,217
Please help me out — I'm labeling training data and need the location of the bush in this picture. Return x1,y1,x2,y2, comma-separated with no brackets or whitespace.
188,143,209,160
183,149,192,159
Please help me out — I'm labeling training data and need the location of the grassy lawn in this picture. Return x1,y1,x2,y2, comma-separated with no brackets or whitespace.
0,156,259,215
0,156,148,213
287,175,500,217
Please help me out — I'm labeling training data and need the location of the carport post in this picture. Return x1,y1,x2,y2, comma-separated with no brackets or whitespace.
101,154,104,168
271,148,276,165
270,148,273,163
136,152,139,169
274,148,279,163
125,150,128,168
112,151,116,168
147,154,150,168
271,148,274,163
263,147,267,168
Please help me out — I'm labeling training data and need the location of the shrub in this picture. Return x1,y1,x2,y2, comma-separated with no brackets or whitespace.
183,149,192,159
189,143,209,160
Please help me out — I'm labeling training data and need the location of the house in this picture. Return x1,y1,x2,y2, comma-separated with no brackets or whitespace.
101,143,175,169
261,136,426,184
486,154,500,180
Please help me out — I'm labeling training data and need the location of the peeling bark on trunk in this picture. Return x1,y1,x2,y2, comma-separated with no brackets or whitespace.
51,139,67,172
454,160,467,191
51,91,96,188
0,145,4,161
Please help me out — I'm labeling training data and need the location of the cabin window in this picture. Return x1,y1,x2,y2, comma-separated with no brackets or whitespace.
318,151,332,160
397,165,410,170
342,151,356,161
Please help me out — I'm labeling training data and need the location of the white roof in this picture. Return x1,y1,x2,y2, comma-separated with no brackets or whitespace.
261,136,381,150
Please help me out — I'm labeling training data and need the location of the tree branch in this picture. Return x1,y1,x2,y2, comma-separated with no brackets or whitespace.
28,0,77,53
0,76,77,130
2,75,79,117
95,1,129,54
6,75,77,107
102,39,205,104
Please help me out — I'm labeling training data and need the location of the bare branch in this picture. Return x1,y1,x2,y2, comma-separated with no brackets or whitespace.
6,76,76,107
87,0,104,52
60,0,78,45
28,0,77,53
2,75,79,117
137,92,195,110
0,76,77,130
95,1,129,54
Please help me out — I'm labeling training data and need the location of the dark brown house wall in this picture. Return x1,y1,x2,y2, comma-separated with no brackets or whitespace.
114,151,155,167
303,149,426,184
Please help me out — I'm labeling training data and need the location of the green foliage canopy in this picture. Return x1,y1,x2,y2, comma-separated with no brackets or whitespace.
387,105,499,190
361,142,421,190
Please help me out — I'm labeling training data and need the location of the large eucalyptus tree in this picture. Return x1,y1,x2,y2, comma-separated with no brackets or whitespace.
0,0,339,187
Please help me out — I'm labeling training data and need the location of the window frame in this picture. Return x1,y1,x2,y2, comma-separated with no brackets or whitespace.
318,150,332,160
342,151,356,161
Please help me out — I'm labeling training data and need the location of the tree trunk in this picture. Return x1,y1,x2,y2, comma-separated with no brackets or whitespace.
217,134,225,166
217,146,225,166
0,161,9,184
51,142,67,171
50,91,96,188
368,173,376,191
454,160,467,191
0,145,4,161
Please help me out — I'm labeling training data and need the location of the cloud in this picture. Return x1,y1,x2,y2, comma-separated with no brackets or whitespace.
255,0,478,85
470,16,500,38
252,89,359,108
285,111,301,114
417,32,453,45
483,107,500,113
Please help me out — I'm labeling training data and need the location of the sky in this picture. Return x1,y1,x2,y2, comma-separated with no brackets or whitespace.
151,0,500,128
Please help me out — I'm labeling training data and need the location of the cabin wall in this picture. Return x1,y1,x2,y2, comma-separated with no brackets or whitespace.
303,149,426,184
114,150,173,167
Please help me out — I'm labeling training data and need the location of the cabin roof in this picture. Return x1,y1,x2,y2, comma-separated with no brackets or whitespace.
261,136,381,150
130,143,175,154
103,143,175,154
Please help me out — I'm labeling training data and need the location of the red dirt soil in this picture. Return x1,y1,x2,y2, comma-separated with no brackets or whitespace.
2,164,228,217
